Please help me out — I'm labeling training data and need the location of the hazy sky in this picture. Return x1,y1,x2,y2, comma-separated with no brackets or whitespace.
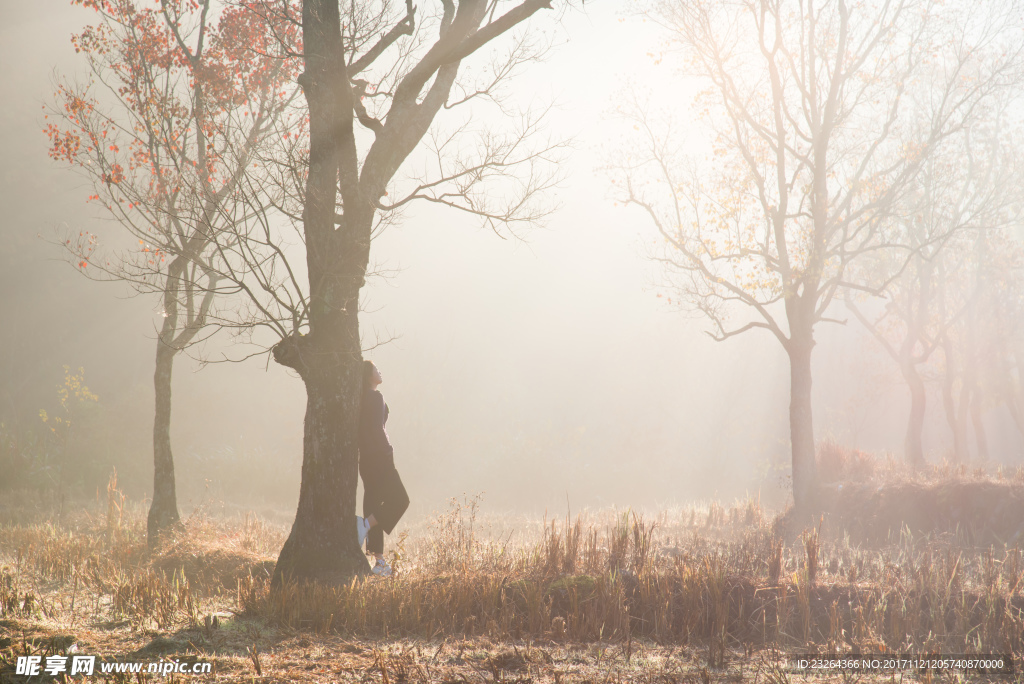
2,0,1018,521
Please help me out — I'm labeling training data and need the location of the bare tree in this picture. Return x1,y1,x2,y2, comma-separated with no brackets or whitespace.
615,0,1023,508
179,0,568,583
979,242,1024,446
46,0,301,547
846,119,1023,467
933,220,1024,462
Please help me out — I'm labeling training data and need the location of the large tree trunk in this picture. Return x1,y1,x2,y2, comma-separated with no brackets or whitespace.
902,361,927,469
147,341,181,548
271,333,367,584
788,333,818,510
271,0,371,585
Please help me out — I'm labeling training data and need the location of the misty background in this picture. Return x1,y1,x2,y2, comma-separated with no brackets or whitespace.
2,0,1019,523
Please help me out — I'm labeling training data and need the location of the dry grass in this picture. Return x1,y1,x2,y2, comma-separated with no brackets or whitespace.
2,474,1024,682
240,497,1024,657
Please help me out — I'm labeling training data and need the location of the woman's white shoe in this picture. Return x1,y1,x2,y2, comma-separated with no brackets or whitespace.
371,557,392,577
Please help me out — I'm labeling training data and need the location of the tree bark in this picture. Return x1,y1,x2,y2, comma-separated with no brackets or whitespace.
148,341,181,548
272,333,367,584
788,332,818,510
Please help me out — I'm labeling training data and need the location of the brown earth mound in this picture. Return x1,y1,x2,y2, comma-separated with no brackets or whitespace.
782,478,1024,546
150,521,276,593
152,546,275,593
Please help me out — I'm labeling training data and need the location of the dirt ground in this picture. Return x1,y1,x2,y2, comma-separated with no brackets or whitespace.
3,615,1019,683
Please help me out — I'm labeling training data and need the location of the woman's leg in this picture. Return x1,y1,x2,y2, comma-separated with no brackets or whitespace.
362,476,386,557
375,467,410,536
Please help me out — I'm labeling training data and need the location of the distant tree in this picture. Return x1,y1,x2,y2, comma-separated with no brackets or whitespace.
933,222,1024,462
45,0,301,547
845,121,1024,467
615,0,1024,508
978,243,1024,447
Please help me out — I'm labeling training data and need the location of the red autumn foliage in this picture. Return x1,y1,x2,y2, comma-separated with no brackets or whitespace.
46,0,302,272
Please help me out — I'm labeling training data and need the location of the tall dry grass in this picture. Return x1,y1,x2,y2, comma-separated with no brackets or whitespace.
239,496,1024,659
1,480,1023,663
0,471,276,632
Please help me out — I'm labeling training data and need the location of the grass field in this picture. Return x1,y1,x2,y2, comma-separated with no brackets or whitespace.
2,464,1024,683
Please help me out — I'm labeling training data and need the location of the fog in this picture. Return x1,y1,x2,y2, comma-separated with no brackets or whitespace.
3,0,1022,524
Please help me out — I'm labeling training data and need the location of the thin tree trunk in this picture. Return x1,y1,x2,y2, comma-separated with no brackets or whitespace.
1007,350,1024,441
941,373,958,460
903,361,927,469
145,259,215,548
970,386,989,462
941,336,969,462
147,341,181,548
788,334,817,510
904,257,931,470
955,379,971,461
1006,388,1024,440
967,232,988,463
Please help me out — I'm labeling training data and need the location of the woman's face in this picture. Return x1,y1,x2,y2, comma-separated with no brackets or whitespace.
372,366,383,387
